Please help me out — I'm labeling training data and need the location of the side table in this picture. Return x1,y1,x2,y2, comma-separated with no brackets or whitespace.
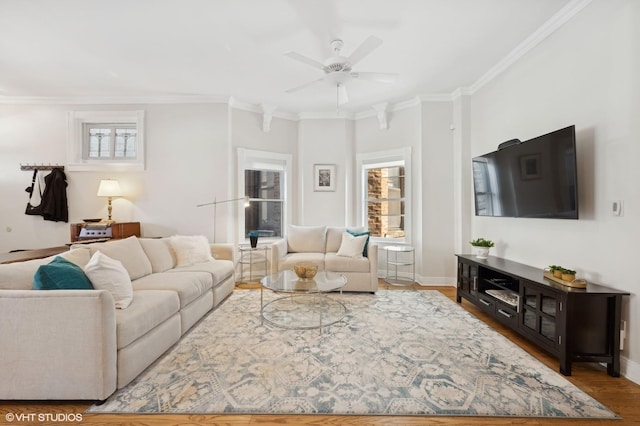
237,245,269,283
383,245,415,286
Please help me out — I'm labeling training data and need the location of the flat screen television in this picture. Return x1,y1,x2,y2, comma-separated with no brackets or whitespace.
472,125,578,219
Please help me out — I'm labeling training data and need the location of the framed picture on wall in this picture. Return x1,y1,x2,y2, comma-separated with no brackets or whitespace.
314,164,336,191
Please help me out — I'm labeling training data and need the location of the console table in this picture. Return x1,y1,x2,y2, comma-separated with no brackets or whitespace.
70,222,141,242
456,254,629,377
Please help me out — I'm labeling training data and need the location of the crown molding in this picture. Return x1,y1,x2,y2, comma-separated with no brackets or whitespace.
0,2,591,119
0,94,229,105
228,96,299,121
297,110,355,120
419,93,454,103
469,0,593,94
354,96,421,120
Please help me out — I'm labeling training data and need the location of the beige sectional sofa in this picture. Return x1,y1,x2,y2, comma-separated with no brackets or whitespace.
270,225,378,292
0,236,235,401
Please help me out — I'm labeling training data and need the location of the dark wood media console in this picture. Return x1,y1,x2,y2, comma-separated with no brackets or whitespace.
456,254,629,377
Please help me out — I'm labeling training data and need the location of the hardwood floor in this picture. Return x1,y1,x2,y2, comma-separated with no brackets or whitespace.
2,283,639,425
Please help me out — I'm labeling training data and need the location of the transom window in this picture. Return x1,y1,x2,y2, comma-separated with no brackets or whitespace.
84,124,137,159
67,110,145,171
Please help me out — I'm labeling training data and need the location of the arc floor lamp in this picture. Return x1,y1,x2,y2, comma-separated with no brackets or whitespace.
196,196,250,243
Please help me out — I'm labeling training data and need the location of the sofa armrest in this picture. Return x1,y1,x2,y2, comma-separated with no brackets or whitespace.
210,243,236,263
270,238,288,273
367,243,378,270
0,289,117,400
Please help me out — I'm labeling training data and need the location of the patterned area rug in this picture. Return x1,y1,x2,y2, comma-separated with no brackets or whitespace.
88,290,618,418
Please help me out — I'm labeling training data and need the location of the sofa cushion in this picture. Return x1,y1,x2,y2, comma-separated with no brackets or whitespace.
115,290,180,349
33,256,94,290
279,252,325,271
132,271,213,308
325,253,371,273
84,251,133,309
168,260,234,285
336,232,368,258
0,248,90,290
287,225,327,253
85,236,152,281
169,235,213,267
139,238,176,273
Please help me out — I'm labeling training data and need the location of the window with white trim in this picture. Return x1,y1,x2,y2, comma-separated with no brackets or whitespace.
237,148,292,240
67,110,145,171
357,148,411,242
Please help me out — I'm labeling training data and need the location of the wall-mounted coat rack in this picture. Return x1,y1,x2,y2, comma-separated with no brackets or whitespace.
20,163,65,171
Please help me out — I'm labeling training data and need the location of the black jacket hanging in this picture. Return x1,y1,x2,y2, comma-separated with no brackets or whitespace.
41,168,68,222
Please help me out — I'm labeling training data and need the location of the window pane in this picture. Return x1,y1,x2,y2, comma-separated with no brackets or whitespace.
245,170,282,199
245,169,284,237
245,201,283,238
367,166,405,238
88,128,111,158
114,128,137,158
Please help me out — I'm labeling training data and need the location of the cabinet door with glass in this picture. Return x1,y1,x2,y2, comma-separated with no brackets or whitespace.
520,280,563,353
456,260,478,302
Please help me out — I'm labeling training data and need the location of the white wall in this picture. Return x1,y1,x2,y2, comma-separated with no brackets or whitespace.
0,103,230,250
421,101,455,284
468,0,640,378
297,119,351,226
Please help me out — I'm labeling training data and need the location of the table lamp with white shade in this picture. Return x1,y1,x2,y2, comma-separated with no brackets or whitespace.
97,179,122,223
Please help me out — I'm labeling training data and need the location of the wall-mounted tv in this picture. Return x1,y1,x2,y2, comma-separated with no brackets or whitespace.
472,125,578,219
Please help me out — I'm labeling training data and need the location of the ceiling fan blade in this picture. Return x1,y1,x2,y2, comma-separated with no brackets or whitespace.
346,36,383,66
285,78,324,93
351,72,398,83
283,51,327,71
337,84,349,105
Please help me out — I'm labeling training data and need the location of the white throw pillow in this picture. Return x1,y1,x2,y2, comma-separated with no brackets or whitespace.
336,232,368,258
84,251,133,309
169,235,213,267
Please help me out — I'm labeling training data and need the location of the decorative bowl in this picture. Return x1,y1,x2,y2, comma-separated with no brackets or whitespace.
294,263,318,281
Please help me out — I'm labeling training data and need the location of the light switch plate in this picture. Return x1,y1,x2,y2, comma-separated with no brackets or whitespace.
612,200,623,216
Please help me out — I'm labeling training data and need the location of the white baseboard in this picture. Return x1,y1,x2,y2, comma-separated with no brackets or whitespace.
415,275,456,286
621,356,640,385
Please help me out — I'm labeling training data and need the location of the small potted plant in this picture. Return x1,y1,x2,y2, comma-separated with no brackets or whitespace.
560,268,576,282
549,265,563,278
470,238,494,259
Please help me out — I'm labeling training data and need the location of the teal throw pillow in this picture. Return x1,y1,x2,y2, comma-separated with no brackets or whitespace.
347,230,370,257
33,256,94,290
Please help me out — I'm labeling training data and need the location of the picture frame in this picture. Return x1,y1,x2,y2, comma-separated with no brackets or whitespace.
313,164,336,192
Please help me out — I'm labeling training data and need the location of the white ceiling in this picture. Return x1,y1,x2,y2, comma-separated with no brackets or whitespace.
0,0,580,114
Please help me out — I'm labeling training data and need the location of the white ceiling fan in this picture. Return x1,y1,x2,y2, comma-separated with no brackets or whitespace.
284,36,398,107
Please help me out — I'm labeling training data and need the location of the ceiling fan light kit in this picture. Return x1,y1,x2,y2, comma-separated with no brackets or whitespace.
284,36,398,110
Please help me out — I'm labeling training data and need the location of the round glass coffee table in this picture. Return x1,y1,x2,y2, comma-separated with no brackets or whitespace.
260,270,347,331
